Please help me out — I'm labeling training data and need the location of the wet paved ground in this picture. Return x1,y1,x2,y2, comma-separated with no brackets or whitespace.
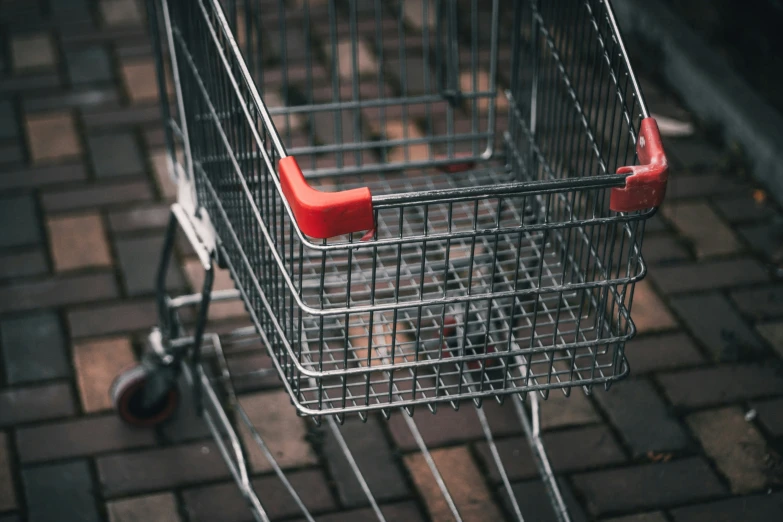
1,1,783,521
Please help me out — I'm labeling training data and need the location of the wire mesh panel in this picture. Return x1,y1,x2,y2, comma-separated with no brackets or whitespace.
160,0,657,417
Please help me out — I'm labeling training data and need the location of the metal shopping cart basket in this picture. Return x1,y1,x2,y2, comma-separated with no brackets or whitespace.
111,0,669,520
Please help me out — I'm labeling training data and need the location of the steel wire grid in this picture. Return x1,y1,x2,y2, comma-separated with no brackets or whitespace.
172,310,570,522
159,0,651,416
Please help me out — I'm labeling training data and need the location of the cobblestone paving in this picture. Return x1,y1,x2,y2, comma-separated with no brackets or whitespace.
1,1,783,521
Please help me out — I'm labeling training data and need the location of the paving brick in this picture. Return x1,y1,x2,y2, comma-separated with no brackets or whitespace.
627,333,704,373
753,397,783,436
98,441,232,497
47,213,113,271
107,493,181,522
0,142,22,165
22,460,99,522
756,321,783,358
0,163,86,191
11,33,55,72
330,39,377,79
641,234,690,265
657,363,783,408
25,111,81,163
666,173,746,199
388,401,519,450
663,137,723,171
0,433,16,512
151,150,177,199
109,204,170,233
312,110,371,154
0,273,118,313
605,513,667,522
1,312,68,384
226,351,282,394
68,299,157,338
402,1,437,30
0,194,40,248
66,46,113,85
572,458,724,515
498,479,587,522
322,416,408,507
738,220,783,262
476,425,625,483
644,213,668,233
539,389,602,430
16,414,155,463
0,73,60,94
49,0,92,21
264,90,305,131
712,194,777,224
145,128,166,149
183,470,336,522
160,378,211,443
630,280,677,333
385,121,430,163
101,0,143,26
662,201,740,257
309,501,426,522
88,133,145,178
183,260,245,320
175,233,198,263
670,491,783,522
0,101,17,139
688,407,773,494
23,89,119,112
596,379,688,457
73,336,136,412
0,382,75,427
671,292,766,361
238,390,317,473
121,58,158,103
405,446,503,522
731,285,783,320
115,234,184,295
41,180,154,212
0,250,47,280
650,258,768,295
182,483,252,522
82,104,162,128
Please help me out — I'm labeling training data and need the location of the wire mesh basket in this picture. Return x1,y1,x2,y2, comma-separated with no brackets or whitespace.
160,0,668,417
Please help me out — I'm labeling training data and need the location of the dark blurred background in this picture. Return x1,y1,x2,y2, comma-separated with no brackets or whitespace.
663,0,783,117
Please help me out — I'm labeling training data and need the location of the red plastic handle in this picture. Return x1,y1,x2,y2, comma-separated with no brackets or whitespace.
278,156,374,239
610,117,669,212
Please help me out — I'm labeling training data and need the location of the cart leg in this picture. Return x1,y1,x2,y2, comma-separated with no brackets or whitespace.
156,211,180,340
150,205,216,418
190,264,214,416
512,393,572,522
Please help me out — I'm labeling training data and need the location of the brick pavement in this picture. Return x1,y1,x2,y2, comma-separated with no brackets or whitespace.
1,1,783,521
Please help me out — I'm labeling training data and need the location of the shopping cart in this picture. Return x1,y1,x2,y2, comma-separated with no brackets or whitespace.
111,0,668,520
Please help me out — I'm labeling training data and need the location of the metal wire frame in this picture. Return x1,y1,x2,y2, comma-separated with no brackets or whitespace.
156,0,650,415
165,297,573,522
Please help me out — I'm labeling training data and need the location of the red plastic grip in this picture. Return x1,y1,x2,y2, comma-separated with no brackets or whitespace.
610,117,669,212
278,156,374,239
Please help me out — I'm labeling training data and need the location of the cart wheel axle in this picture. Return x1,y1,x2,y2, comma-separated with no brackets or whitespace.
111,365,179,427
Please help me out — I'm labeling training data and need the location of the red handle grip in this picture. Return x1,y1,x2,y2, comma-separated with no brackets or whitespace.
610,117,669,212
278,156,374,239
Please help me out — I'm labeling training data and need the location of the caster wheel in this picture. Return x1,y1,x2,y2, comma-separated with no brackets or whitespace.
111,365,179,427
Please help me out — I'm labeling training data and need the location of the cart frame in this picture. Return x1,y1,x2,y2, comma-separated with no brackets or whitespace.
111,0,668,520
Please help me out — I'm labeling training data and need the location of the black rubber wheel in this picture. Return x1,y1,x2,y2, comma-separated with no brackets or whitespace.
110,365,179,427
